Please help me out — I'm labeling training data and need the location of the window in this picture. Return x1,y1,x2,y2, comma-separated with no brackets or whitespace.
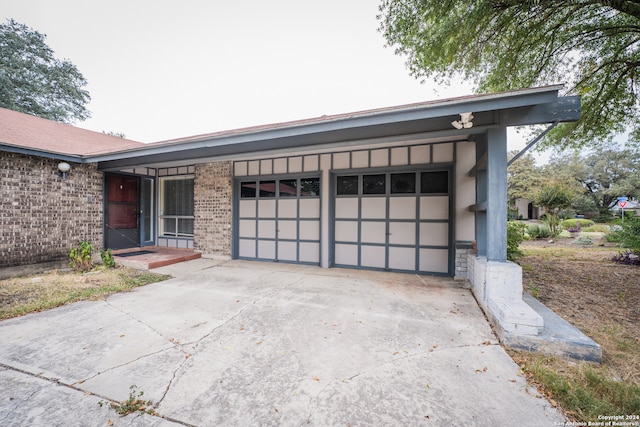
241,181,257,198
279,179,298,197
337,175,358,195
300,177,320,197
259,180,276,197
421,171,449,194
363,174,386,194
391,173,415,194
160,176,194,237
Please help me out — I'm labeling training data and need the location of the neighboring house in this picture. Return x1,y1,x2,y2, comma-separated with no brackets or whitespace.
0,85,581,348
610,199,640,217
513,197,542,220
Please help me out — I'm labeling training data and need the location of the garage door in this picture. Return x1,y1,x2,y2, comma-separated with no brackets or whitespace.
236,176,321,264
332,168,451,274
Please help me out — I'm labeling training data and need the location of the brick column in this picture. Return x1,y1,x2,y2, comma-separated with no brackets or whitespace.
193,161,233,257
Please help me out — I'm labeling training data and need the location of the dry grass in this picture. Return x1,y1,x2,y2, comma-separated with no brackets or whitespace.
512,239,640,422
0,267,169,320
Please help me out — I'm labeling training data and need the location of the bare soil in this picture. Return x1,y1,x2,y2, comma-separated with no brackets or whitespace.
519,237,640,383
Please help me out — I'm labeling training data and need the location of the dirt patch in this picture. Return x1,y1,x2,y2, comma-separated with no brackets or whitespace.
519,238,640,383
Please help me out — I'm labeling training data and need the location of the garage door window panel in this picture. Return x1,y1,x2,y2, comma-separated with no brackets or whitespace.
337,176,359,195
363,174,386,194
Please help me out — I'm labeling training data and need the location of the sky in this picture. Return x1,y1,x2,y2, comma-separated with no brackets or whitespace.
3,0,541,153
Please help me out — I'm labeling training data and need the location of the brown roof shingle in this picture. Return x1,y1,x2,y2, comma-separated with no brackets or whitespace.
0,107,144,157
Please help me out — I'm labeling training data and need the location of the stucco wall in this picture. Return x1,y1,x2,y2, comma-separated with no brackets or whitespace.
193,161,233,257
0,152,103,267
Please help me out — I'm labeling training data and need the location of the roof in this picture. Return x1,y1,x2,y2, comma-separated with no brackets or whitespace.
0,107,145,160
95,84,580,170
0,85,580,169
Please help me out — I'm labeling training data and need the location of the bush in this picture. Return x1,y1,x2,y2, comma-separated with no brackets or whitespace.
609,217,640,252
507,221,527,261
68,240,95,271
593,212,613,223
527,223,552,239
561,218,595,229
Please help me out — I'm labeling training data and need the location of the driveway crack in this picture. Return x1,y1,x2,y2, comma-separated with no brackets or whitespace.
156,275,305,407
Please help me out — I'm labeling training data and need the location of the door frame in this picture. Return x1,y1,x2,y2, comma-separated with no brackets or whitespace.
103,173,156,250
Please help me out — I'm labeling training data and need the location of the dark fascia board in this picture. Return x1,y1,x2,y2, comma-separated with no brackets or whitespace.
90,86,566,167
0,143,83,163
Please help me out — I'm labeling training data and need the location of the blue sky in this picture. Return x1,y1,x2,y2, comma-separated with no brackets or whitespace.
3,0,548,156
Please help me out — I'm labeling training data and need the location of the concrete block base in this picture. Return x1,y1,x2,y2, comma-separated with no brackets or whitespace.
467,254,602,362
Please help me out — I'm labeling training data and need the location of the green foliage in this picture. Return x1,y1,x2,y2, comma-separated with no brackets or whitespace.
378,1,640,148
507,152,544,202
0,19,90,123
534,183,575,236
100,249,116,268
575,236,594,245
610,217,640,252
108,385,156,416
561,219,595,230
68,240,95,271
507,221,527,261
527,223,553,239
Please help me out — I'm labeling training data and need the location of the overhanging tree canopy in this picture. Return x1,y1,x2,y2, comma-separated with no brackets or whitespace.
378,0,640,149
0,19,90,123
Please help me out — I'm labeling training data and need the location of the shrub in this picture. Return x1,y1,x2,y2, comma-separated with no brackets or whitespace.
609,217,640,252
527,223,552,239
561,218,595,229
507,221,527,261
575,236,593,245
593,212,613,223
68,240,95,271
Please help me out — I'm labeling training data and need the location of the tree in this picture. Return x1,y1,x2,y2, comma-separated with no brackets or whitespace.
579,149,640,214
533,183,574,236
0,19,90,123
545,148,640,215
378,1,640,149
507,151,544,202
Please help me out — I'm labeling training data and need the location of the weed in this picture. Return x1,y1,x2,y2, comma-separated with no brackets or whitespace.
100,248,116,268
110,385,156,416
617,291,626,303
529,281,539,299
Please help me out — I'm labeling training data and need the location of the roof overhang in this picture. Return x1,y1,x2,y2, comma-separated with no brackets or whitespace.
11,85,577,171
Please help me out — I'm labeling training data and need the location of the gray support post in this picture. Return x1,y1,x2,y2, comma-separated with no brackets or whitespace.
475,135,487,257
486,127,508,261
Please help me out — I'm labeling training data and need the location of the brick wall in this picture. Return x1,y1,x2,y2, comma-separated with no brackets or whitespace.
193,161,232,257
0,152,103,267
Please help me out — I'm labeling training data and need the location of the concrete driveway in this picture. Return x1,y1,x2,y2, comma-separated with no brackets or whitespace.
0,259,565,426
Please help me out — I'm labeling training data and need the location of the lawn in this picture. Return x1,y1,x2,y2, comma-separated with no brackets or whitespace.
512,238,640,422
0,267,169,320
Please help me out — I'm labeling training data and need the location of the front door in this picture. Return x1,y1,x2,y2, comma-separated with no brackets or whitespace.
105,174,140,250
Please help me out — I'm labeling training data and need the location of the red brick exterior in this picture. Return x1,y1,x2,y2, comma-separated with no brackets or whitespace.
0,152,103,267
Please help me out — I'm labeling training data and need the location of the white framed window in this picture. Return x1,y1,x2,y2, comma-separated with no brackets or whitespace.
159,175,194,237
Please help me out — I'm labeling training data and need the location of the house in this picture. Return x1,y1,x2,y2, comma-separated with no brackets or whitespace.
513,197,542,220
611,199,640,217
1,85,584,352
